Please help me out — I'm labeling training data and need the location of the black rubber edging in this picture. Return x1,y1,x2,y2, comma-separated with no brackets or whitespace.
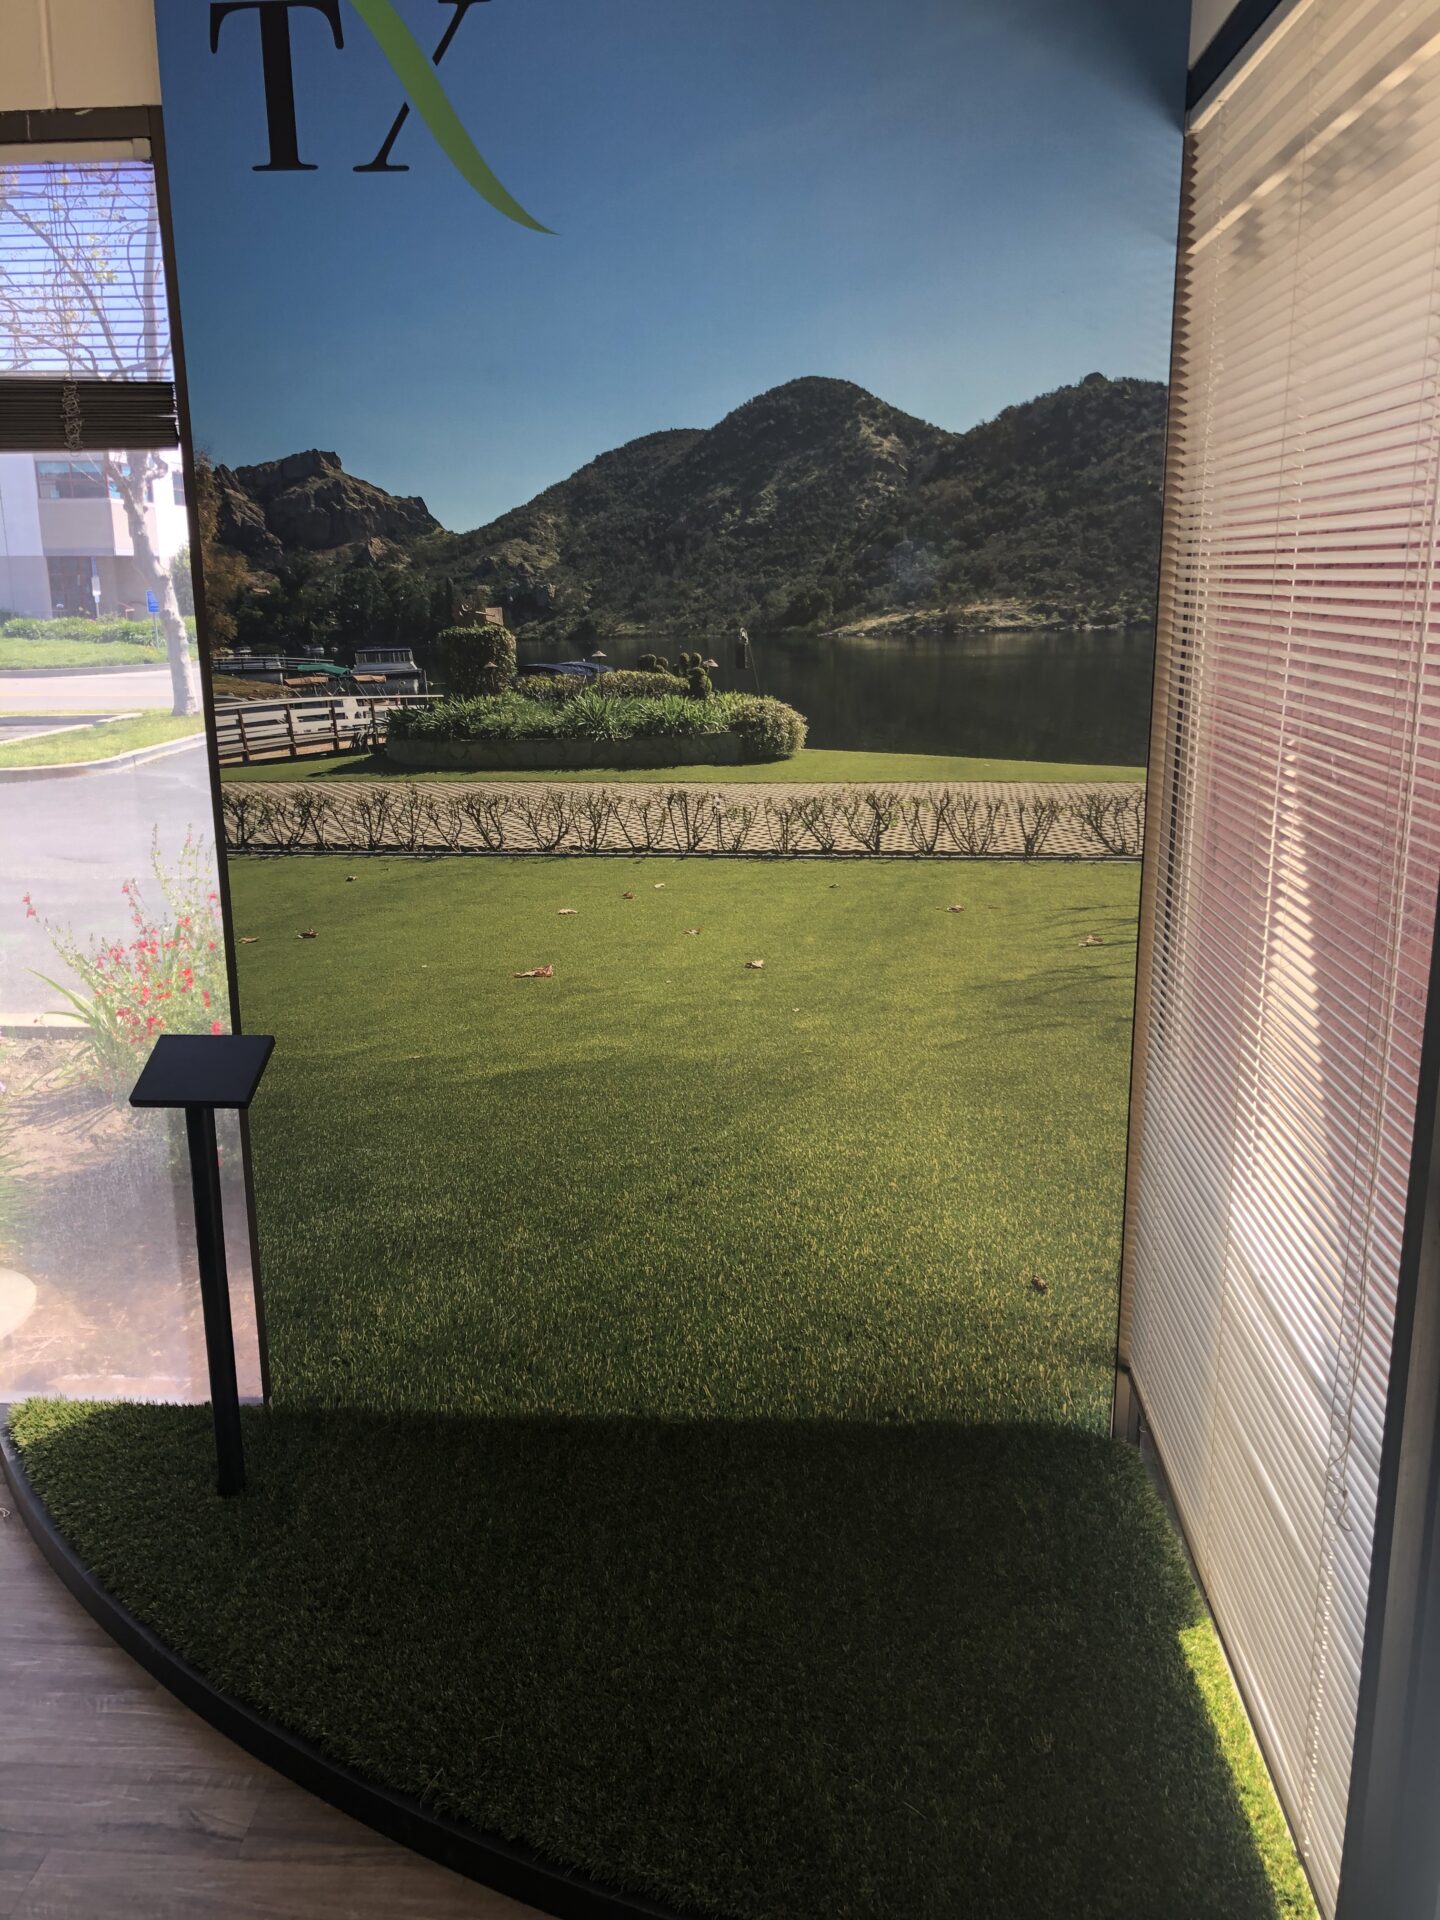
0,1424,689,1920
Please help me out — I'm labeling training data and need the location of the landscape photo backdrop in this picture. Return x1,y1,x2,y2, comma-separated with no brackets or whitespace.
157,0,1187,766
205,370,1168,760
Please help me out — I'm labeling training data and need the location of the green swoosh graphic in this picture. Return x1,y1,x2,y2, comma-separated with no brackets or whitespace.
347,0,553,232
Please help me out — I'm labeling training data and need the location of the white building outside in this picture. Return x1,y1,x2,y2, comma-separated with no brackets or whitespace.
0,448,189,620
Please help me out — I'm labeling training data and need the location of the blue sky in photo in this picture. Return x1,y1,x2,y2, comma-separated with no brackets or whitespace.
156,0,1189,531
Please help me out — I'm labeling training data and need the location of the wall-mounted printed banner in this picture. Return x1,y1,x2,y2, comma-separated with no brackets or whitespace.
156,0,1186,767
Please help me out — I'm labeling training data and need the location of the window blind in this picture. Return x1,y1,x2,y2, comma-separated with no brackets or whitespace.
0,161,172,380
1121,3,1440,1911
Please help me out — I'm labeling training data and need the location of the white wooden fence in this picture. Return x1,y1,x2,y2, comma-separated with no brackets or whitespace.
213,694,438,766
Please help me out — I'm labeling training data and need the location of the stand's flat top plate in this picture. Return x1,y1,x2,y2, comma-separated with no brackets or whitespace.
129,1033,275,1110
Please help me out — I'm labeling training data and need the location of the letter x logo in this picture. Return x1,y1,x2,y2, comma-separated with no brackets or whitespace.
209,0,550,230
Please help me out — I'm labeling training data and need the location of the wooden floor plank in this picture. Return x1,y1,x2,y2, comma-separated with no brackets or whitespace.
0,1503,535,1917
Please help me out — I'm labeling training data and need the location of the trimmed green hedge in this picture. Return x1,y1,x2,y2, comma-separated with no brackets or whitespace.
516,669,689,701
593,669,689,698
438,623,516,697
1,615,160,646
389,689,806,762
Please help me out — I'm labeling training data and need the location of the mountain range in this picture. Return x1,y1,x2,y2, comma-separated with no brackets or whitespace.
210,372,1166,641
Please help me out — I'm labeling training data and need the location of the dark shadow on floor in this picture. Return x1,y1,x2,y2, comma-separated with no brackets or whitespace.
13,1405,1287,1920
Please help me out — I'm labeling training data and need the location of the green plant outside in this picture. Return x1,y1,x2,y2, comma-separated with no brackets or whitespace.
0,614,200,672
14,858,1311,1917
0,713,203,770
390,688,807,759
0,638,165,669
24,832,228,1096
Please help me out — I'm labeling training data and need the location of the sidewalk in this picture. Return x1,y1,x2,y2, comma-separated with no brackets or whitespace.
0,666,176,713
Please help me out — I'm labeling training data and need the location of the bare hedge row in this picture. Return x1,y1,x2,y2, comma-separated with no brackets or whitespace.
223,785,1145,859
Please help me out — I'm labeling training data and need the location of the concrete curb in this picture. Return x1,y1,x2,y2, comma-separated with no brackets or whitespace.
0,663,168,678
0,732,205,783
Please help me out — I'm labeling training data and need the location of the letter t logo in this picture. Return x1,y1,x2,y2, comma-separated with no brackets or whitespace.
210,1,345,171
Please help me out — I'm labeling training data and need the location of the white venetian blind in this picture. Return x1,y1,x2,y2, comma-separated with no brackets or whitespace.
1121,2,1440,1912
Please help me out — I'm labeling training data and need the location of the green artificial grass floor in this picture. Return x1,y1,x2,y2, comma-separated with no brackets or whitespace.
219,746,1146,786
13,859,1313,1919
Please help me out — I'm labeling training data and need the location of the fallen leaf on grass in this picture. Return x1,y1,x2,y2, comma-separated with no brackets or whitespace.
1080,934,1105,948
622,891,635,900
653,883,666,890
514,966,555,979
557,908,579,916
239,936,259,944
1031,1274,1049,1294
297,929,317,940
684,927,701,936
946,904,964,914
746,959,765,970
345,875,357,883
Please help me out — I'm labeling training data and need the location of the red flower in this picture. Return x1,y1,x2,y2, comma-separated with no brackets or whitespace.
210,1019,223,1035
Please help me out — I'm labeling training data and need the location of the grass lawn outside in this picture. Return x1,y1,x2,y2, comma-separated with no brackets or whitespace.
0,639,166,670
12,858,1311,1919
219,746,1146,786
0,712,204,769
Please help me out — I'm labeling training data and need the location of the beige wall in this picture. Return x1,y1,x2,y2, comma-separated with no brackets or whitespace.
0,0,160,112
1,1,1228,111
38,497,135,558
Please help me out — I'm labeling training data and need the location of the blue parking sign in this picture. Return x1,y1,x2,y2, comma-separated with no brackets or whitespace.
146,591,159,613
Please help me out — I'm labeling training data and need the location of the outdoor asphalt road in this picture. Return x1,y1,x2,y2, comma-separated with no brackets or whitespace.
0,666,175,713
1,738,218,1024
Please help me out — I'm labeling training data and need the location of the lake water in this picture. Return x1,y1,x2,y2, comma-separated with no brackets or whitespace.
515,625,1155,766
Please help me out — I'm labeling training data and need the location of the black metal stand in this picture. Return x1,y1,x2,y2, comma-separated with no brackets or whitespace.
184,1105,246,1495
130,1033,275,1498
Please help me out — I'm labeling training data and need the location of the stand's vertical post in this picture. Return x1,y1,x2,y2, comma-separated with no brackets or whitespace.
130,1033,275,1498
184,1104,245,1495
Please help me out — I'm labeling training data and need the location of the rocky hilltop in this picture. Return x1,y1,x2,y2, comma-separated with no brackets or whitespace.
428,373,1165,634
213,450,439,568
211,374,1166,641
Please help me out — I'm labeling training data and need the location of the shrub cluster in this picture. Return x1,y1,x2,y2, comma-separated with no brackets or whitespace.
0,615,163,646
437,623,517,697
389,689,806,760
725,695,806,761
514,673,589,705
593,669,688,698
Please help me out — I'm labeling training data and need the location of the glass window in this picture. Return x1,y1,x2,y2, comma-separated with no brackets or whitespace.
45,555,95,615
0,162,172,382
172,470,187,506
34,458,152,503
0,156,256,1407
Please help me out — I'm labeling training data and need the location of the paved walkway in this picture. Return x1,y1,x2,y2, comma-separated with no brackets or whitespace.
0,668,175,714
0,1483,531,1918
223,777,1145,859
1,740,215,1026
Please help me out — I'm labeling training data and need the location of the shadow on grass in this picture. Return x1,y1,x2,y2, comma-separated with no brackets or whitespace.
12,1403,1295,1920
